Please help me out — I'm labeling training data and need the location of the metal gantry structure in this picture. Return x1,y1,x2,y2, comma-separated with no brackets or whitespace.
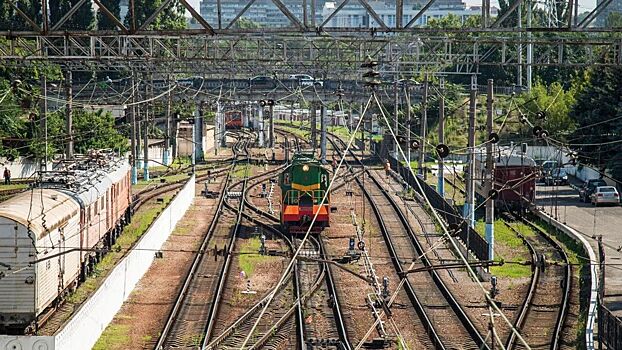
0,0,620,77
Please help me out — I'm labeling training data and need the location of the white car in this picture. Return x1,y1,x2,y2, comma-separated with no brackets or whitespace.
289,74,323,87
591,186,620,206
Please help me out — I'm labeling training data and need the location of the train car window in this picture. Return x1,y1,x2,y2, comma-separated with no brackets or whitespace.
101,198,104,210
88,206,91,221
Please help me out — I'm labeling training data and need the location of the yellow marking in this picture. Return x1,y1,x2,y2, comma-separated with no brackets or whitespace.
292,183,320,191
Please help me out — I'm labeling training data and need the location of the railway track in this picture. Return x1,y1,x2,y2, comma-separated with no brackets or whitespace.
233,162,351,349
327,132,489,350
501,212,571,350
155,139,251,349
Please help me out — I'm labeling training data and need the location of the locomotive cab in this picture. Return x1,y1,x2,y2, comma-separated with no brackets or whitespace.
279,153,330,233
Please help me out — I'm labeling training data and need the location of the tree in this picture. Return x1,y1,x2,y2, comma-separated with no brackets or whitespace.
49,0,70,27
72,109,129,153
517,81,577,139
124,0,186,30
97,0,121,30
570,64,622,179
49,0,93,30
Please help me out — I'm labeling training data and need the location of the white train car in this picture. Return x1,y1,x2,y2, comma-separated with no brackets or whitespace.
0,153,131,333
0,189,82,331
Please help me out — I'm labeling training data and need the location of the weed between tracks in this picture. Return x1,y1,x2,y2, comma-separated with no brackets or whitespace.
238,237,273,276
475,219,532,278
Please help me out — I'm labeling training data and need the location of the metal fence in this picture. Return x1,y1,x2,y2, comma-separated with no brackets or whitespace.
389,156,489,261
601,305,622,350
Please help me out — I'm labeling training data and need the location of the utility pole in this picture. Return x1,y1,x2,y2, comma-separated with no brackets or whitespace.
394,80,399,161
143,75,150,181
215,102,221,154
258,105,265,147
485,79,495,260
269,103,275,148
218,103,225,148
192,109,199,173
437,77,445,197
130,75,137,184
320,104,327,163
406,84,411,167
464,75,477,229
527,0,533,91
310,103,317,149
163,75,171,165
65,70,73,159
40,75,48,171
518,1,523,87
419,74,429,179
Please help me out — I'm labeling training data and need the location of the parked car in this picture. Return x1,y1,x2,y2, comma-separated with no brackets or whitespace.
539,160,558,181
289,74,323,87
579,179,608,202
591,186,620,206
546,168,568,186
250,75,276,89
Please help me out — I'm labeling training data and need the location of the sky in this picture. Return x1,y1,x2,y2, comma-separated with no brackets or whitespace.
182,0,599,16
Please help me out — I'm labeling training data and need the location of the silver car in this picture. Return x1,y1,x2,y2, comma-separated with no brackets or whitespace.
591,186,620,206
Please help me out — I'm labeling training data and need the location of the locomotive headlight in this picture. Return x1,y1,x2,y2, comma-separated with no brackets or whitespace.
302,164,310,172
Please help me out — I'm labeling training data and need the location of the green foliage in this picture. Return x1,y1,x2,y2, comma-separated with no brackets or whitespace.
97,0,121,30
570,65,622,181
233,17,262,29
73,109,129,154
516,81,578,139
124,0,186,30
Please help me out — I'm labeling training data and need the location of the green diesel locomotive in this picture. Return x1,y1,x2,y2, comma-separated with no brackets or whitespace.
279,153,330,233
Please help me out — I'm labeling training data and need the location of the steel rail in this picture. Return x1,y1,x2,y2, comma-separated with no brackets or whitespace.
154,146,241,349
328,132,489,350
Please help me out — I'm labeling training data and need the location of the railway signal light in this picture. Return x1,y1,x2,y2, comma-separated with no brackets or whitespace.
361,55,380,88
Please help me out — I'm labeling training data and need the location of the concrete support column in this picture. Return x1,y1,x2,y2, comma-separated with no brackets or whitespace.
310,104,317,149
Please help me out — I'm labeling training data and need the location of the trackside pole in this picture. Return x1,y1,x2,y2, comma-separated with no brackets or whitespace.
464,75,477,229
485,79,495,260
437,77,445,197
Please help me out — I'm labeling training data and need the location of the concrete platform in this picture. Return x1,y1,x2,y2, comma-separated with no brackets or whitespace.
535,178,622,315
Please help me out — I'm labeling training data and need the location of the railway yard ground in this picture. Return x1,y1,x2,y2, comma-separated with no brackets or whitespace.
0,129,609,350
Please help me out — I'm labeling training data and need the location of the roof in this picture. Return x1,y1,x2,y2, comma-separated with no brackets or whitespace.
0,189,80,240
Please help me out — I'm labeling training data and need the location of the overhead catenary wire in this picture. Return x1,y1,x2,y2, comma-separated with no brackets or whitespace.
370,91,533,349
235,94,373,350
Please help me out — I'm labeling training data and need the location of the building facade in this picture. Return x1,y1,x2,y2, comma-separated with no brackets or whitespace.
200,0,324,28
322,0,494,27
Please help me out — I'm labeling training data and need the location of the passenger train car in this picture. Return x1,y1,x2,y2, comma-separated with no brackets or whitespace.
279,154,330,233
474,148,537,210
224,110,243,129
0,151,131,333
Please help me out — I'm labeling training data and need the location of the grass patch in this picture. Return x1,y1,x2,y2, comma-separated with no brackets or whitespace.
64,196,171,307
475,219,532,278
0,183,28,191
93,324,131,350
238,237,273,276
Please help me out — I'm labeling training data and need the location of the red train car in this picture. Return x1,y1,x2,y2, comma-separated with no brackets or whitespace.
475,148,537,210
225,110,242,129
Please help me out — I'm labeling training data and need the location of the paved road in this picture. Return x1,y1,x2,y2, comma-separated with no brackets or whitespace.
535,182,622,312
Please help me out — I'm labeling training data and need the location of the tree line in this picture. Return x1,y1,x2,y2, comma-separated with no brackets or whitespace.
0,0,186,30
